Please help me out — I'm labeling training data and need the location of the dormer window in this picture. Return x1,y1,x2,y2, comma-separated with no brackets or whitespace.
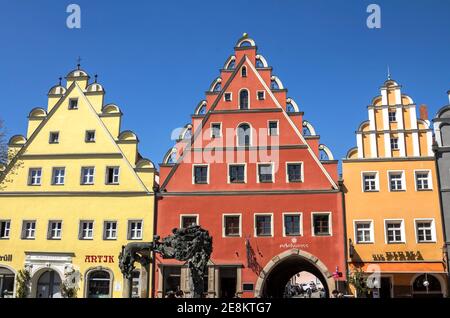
49,132,59,144
241,66,247,78
85,130,96,143
69,98,78,110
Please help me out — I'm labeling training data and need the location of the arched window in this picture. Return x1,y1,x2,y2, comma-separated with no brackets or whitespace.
271,80,280,90
198,105,206,115
319,149,329,161
239,90,249,110
441,124,450,147
36,270,62,298
412,274,442,297
255,58,264,68
227,60,236,70
237,123,251,147
287,103,295,113
87,270,112,298
241,66,247,77
303,126,311,136
240,40,252,47
0,267,15,298
213,82,222,92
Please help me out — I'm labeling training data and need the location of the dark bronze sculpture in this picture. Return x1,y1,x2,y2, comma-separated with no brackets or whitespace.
119,225,213,298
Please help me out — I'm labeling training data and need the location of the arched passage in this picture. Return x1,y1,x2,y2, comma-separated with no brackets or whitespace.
255,249,334,298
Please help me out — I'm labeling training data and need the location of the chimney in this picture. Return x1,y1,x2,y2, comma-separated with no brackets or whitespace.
419,104,429,121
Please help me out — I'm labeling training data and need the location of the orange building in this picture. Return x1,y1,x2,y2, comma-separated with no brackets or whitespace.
343,77,447,298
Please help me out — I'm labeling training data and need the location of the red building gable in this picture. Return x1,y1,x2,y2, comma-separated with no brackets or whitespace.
156,34,346,298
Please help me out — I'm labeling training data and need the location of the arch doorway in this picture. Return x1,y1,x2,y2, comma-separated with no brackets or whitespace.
36,269,62,298
412,274,444,298
255,250,334,298
0,266,15,298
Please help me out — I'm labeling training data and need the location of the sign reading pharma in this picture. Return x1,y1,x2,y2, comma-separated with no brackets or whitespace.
0,254,13,262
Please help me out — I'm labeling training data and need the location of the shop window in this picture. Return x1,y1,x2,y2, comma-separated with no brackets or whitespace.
86,270,112,298
0,267,15,298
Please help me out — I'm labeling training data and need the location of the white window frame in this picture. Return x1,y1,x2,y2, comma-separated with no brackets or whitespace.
128,220,143,240
180,214,199,228
384,219,406,244
223,92,232,102
48,220,62,240
236,122,253,147
210,122,222,138
282,212,303,237
192,164,210,185
22,220,36,239
227,163,247,184
28,168,42,186
361,171,379,192
256,162,275,183
0,220,11,239
257,90,266,100
241,66,247,77
267,120,279,137
81,167,95,185
353,220,374,244
80,220,94,240
311,212,333,237
52,167,66,185
387,170,406,192
254,213,274,237
106,166,120,185
103,221,118,240
414,218,436,243
388,111,397,122
414,170,433,191
238,88,250,110
285,162,304,183
390,137,399,150
222,213,242,238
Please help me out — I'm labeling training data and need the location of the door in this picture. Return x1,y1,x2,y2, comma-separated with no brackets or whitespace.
379,277,392,299
36,270,62,298
219,267,237,298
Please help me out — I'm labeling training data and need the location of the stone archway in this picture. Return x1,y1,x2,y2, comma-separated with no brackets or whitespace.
254,249,335,298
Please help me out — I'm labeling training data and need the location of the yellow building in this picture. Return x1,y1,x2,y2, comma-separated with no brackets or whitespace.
343,78,447,298
0,66,156,298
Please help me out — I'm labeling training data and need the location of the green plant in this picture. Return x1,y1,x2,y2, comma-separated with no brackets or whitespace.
16,268,31,298
61,269,81,298
348,267,370,297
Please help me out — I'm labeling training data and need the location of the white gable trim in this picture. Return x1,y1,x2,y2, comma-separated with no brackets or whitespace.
245,57,338,189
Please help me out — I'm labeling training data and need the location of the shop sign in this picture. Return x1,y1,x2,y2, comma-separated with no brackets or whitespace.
372,251,424,261
279,238,309,249
84,255,114,263
0,254,13,262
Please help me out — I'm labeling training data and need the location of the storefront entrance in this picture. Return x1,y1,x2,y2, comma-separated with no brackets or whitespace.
412,274,443,298
0,267,15,298
36,269,62,298
86,270,112,298
219,267,237,298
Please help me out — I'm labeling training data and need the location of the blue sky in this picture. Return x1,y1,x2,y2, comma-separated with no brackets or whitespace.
1,0,449,168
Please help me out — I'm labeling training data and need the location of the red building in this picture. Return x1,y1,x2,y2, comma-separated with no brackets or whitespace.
155,34,346,298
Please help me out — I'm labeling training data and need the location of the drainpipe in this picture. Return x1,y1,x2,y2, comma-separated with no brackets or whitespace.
151,182,160,299
339,178,350,294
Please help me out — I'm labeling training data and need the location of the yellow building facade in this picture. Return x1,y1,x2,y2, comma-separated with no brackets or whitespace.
343,78,447,298
0,67,156,298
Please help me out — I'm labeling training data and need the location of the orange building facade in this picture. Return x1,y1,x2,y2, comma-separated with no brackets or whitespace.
343,78,447,298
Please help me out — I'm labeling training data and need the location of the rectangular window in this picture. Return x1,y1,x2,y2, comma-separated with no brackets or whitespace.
68,98,78,110
268,121,278,136
181,215,197,228
416,220,434,243
257,91,265,100
28,168,42,186
388,111,397,122
258,164,273,183
49,132,60,144
85,130,96,142
255,215,272,237
287,163,302,182
362,172,378,192
284,214,301,236
355,221,373,243
128,220,143,240
224,92,232,102
106,167,120,185
81,167,95,185
386,221,404,243
224,215,241,237
390,137,399,150
52,168,65,185
313,214,330,236
211,123,222,138
48,221,62,240
229,165,245,183
193,165,208,184
104,221,117,240
389,172,404,191
22,221,36,239
415,171,431,191
79,221,94,240
0,220,11,239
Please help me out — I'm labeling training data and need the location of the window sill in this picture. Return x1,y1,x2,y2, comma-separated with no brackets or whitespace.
417,189,433,192
104,238,118,241
0,238,10,240
28,184,42,187
22,238,35,240
224,235,241,238
80,238,94,241
106,183,120,186
355,242,374,245
386,241,406,245
313,234,331,237
288,180,303,183
255,235,273,238
48,238,62,241
128,238,143,241
80,183,95,186
417,241,437,244
194,182,209,185
285,234,302,237
230,181,246,184
363,190,379,193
